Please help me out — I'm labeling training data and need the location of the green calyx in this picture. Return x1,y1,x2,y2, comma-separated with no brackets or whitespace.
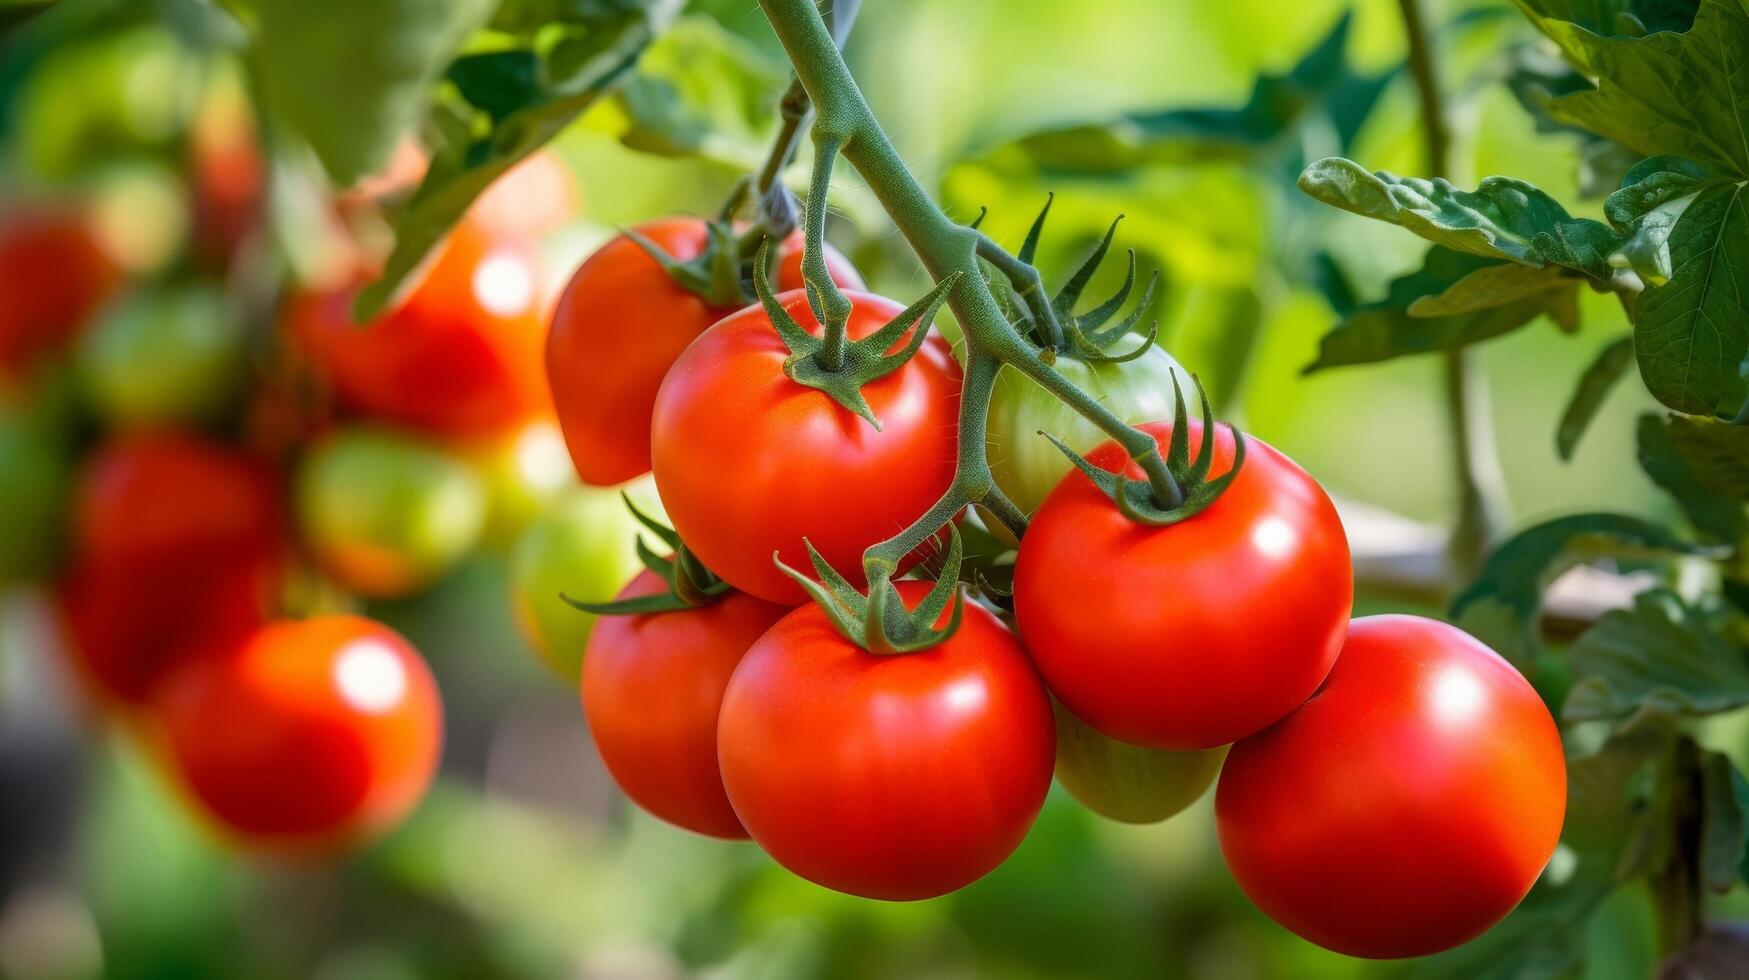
563,493,732,615
983,197,1164,365
1046,373,1246,527
623,218,751,309
753,238,960,429
776,524,968,655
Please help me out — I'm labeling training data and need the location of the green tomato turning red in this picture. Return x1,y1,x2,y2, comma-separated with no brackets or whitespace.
985,344,1189,519
1053,700,1226,824
508,482,653,680
295,427,486,598
77,282,245,427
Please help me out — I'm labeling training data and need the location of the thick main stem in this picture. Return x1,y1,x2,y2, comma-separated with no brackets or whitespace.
1397,0,1509,574
759,0,1182,569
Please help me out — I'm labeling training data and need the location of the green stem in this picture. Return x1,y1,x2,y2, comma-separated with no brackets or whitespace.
1397,0,1508,573
976,233,1066,349
807,135,854,370
759,0,1183,562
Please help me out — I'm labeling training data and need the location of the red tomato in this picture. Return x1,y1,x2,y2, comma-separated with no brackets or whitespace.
1216,615,1567,958
286,216,549,438
189,101,264,265
649,288,957,603
546,217,862,487
72,430,284,574
58,431,284,707
0,207,119,375
468,151,579,239
153,615,443,853
1013,419,1350,750
717,582,1055,900
581,569,790,839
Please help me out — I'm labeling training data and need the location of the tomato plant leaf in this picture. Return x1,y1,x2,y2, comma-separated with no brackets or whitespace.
1699,749,1749,893
1637,413,1749,543
240,0,496,186
1565,590,1749,729
1664,414,1749,499
1452,512,1706,665
357,0,682,319
1557,335,1636,460
1629,179,1749,416
1604,155,1715,285
1306,247,1579,371
1513,0,1749,177
605,16,787,165
1299,158,1623,278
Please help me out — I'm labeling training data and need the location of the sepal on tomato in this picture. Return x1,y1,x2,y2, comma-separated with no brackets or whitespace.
1045,373,1246,527
621,218,748,309
775,525,967,654
563,493,731,614
752,239,960,430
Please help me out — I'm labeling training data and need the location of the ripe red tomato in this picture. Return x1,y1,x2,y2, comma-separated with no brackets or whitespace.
468,150,579,239
717,582,1055,900
650,288,958,603
0,206,119,376
58,431,284,707
1216,615,1567,959
286,216,549,438
547,217,862,487
72,430,284,578
153,615,443,853
581,570,790,839
1013,419,1350,750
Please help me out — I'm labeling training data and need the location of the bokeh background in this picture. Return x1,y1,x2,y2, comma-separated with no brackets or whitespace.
0,0,1734,977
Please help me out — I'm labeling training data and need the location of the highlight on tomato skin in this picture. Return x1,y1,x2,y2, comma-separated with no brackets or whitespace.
716,581,1056,902
1013,418,1352,751
580,569,791,840
1215,615,1567,960
648,288,959,605
149,615,444,855
546,216,862,488
284,215,551,440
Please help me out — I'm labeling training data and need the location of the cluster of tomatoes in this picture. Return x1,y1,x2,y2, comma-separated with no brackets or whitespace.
0,127,588,854
546,216,1569,959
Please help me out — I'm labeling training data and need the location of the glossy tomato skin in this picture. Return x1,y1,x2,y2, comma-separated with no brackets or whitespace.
153,615,443,853
986,346,1189,519
1216,615,1567,959
546,217,861,487
717,582,1055,900
59,431,284,707
651,289,959,604
0,207,119,376
1053,700,1226,825
1013,419,1350,750
287,216,549,438
581,570,790,839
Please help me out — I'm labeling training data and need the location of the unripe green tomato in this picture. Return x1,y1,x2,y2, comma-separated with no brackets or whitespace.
508,480,655,681
471,419,577,546
77,282,244,426
985,345,1189,519
296,427,487,599
0,409,73,583
1053,699,1226,824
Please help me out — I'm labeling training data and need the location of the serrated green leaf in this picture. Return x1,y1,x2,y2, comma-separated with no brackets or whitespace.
1565,590,1749,728
1452,512,1706,664
1299,158,1623,278
1516,0,1699,35
357,0,681,319
1604,156,1715,285
1638,413,1749,542
1514,0,1749,177
246,0,496,186
1306,247,1579,371
1407,261,1576,316
1665,414,1749,498
1632,180,1749,416
1558,335,1637,460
